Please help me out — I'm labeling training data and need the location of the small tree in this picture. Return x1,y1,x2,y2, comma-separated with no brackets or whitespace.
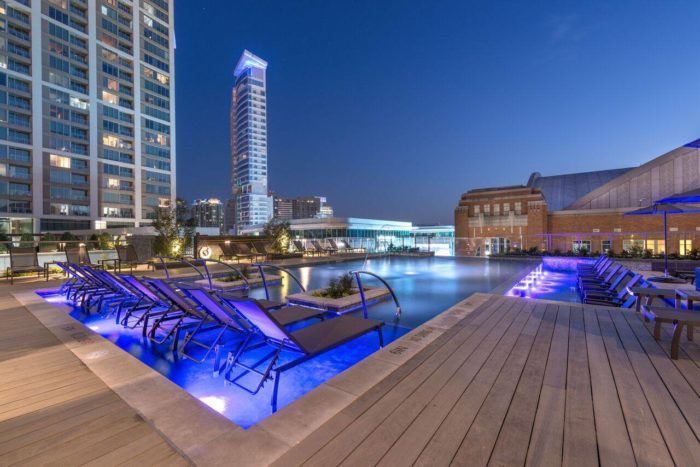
263,220,290,254
151,208,194,256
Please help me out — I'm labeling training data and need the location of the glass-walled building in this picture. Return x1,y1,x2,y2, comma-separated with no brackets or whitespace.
230,49,271,234
0,0,175,234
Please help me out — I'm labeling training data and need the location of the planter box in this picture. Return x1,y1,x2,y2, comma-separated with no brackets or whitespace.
195,274,282,291
287,286,390,314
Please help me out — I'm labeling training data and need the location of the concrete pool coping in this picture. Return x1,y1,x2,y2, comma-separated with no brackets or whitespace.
11,258,537,466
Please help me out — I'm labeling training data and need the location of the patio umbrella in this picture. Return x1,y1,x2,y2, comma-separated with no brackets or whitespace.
655,188,700,204
625,203,700,283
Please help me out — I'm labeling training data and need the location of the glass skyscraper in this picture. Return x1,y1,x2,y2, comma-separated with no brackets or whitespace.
230,49,271,234
0,0,175,234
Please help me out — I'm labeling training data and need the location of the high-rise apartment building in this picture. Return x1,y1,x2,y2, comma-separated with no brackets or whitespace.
0,0,175,234
230,49,271,234
191,197,223,232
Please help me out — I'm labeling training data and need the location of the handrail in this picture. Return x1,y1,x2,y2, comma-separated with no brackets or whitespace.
252,263,306,300
198,258,250,291
157,256,205,281
351,270,402,319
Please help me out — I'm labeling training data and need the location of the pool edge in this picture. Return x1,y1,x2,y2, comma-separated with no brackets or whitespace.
13,288,492,466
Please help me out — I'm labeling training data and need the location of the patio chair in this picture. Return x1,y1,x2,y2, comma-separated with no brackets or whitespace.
6,246,46,284
293,240,318,257
115,244,153,273
143,278,214,350
311,240,336,255
578,263,621,289
179,285,326,366
580,267,630,295
328,239,348,253
221,296,384,412
583,274,644,307
65,244,102,269
220,242,257,263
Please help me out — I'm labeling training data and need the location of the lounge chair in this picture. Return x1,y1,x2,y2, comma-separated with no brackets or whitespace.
142,278,214,350
252,241,274,260
220,243,256,263
328,239,348,253
578,263,621,290
6,246,46,284
179,285,326,367
580,267,630,295
584,274,644,307
221,296,384,412
115,244,153,272
340,239,361,252
311,240,336,255
293,240,318,257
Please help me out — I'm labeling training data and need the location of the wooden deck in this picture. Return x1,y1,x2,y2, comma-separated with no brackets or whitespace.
273,295,700,466
0,294,189,466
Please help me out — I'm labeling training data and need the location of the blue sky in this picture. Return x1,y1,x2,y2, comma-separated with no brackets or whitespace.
175,0,700,224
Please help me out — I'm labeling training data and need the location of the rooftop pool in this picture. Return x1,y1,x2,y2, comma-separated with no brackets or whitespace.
39,256,577,428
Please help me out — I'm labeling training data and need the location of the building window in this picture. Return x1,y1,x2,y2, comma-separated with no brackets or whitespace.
645,239,665,255
473,205,480,215
483,205,490,216
50,154,71,168
622,239,645,254
514,202,522,214
680,239,693,256
601,240,611,253
572,240,591,254
503,203,510,213
493,204,500,216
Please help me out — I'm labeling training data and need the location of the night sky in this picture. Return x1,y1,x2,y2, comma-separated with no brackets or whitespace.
175,0,700,225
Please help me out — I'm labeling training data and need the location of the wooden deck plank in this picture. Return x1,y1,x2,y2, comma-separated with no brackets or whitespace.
437,303,548,466
637,312,700,396
596,309,674,466
271,297,508,467
525,305,571,466
301,297,521,466
0,294,186,465
356,299,533,466
487,303,559,467
608,311,700,465
582,308,636,467
562,306,598,467
622,310,700,437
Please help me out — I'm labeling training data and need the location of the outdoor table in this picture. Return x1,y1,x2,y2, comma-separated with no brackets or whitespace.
674,289,700,310
628,286,681,313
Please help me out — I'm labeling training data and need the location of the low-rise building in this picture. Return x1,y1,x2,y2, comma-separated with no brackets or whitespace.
455,138,700,256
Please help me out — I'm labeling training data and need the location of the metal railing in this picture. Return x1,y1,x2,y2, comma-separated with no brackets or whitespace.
351,270,402,320
252,263,306,300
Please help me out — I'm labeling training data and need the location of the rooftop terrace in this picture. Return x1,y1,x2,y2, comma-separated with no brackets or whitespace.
1,265,698,465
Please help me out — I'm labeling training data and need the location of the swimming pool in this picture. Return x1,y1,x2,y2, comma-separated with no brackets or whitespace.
39,256,535,428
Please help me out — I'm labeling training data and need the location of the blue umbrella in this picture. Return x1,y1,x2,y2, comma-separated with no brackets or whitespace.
656,188,700,204
625,203,700,282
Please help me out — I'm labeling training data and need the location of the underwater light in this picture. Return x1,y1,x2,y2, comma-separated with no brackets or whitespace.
199,396,227,414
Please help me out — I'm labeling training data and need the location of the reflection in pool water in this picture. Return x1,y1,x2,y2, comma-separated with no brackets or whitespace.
505,263,581,303
38,256,535,428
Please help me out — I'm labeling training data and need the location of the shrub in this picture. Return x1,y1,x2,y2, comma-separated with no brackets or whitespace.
314,273,355,299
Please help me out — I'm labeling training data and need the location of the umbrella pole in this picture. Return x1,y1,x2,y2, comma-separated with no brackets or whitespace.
664,211,669,277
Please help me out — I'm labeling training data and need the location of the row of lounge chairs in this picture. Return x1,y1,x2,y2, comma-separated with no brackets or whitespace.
578,255,700,359
577,256,647,307
218,239,361,262
56,262,384,411
292,239,360,256
5,244,151,284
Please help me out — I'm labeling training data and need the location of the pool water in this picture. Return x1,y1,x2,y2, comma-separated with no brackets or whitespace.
505,263,581,303
39,256,535,428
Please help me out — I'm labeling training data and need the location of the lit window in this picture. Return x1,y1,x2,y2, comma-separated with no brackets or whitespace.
50,154,71,168
107,178,119,189
681,239,693,256
102,91,118,105
102,135,119,147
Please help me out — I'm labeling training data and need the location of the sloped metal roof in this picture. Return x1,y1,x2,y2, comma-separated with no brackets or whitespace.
527,168,633,211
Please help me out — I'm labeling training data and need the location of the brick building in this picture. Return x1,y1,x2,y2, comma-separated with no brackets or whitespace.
455,139,700,256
